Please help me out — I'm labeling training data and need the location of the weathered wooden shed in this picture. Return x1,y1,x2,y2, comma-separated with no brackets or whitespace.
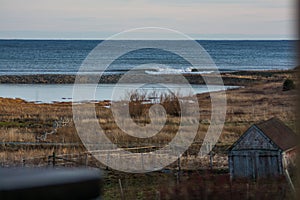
228,118,297,179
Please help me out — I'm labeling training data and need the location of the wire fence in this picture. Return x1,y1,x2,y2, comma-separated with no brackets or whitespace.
14,143,229,171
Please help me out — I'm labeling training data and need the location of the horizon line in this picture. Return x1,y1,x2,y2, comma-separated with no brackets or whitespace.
0,38,296,41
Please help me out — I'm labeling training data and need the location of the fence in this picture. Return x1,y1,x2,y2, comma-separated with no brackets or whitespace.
21,151,96,168
18,145,229,171
0,139,231,171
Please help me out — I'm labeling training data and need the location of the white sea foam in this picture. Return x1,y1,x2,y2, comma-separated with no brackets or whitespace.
144,67,214,75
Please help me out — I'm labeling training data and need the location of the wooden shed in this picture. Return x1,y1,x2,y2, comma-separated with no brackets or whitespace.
228,118,297,179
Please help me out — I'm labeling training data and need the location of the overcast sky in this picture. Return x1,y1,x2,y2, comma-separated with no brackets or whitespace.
0,0,296,39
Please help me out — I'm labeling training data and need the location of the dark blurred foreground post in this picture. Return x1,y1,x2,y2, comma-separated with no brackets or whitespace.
0,168,102,200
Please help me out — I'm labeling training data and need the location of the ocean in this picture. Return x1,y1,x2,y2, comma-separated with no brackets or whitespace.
0,40,296,103
0,40,296,75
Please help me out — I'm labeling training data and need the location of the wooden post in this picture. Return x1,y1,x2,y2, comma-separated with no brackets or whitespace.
106,152,110,170
156,190,160,200
153,150,157,168
85,154,88,167
229,153,233,182
178,156,181,172
52,152,56,167
177,156,181,184
141,153,144,171
118,179,124,200
48,155,51,166
209,151,213,170
283,156,296,195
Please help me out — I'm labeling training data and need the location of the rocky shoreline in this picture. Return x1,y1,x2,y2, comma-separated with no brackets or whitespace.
0,70,292,86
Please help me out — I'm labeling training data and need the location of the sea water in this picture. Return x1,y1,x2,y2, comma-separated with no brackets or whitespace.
0,40,296,75
0,40,295,103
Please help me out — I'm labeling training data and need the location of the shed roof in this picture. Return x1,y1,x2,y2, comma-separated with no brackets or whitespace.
255,117,297,151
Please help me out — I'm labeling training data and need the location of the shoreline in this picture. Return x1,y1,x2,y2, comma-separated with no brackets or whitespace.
0,69,294,104
0,69,294,105
0,69,294,86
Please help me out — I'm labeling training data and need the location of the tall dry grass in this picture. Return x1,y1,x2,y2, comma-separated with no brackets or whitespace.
0,71,297,166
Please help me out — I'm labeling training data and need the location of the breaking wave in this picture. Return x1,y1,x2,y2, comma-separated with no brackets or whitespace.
144,67,214,75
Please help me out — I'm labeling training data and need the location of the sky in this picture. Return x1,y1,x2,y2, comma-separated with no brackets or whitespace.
0,0,296,39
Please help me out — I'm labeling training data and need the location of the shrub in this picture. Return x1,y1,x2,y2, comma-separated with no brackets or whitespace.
126,90,182,118
282,79,295,91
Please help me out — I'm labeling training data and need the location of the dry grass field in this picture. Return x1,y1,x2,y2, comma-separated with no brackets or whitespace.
0,70,297,199
0,70,297,168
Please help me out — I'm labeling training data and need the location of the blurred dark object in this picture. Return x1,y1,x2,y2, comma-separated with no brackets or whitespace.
0,168,102,200
283,79,295,91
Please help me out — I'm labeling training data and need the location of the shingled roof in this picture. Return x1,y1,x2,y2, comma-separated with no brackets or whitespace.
255,117,297,151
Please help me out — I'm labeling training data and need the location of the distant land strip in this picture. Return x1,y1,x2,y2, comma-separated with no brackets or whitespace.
0,70,294,86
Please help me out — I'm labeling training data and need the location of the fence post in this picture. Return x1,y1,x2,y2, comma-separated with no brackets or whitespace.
209,151,213,170
52,152,56,167
141,153,144,171
118,179,124,200
106,152,110,170
177,156,181,184
156,191,161,200
48,155,51,166
85,153,88,167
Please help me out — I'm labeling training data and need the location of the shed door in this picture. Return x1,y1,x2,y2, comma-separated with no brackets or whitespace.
233,155,255,179
256,155,280,177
